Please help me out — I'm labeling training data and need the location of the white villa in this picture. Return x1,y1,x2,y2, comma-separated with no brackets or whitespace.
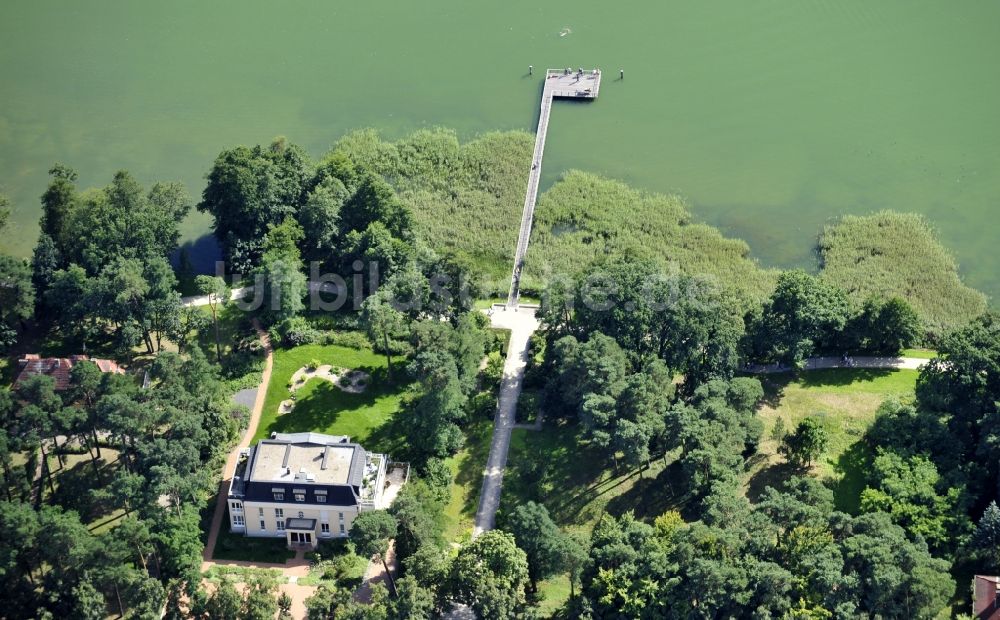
227,432,397,549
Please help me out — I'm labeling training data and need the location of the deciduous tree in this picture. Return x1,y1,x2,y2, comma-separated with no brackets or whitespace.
504,501,568,592
447,530,528,619
195,275,230,363
351,510,398,593
779,417,829,469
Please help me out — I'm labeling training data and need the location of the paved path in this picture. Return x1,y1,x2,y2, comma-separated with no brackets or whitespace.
201,318,273,564
472,306,540,537
744,355,930,374
181,281,341,307
353,541,399,603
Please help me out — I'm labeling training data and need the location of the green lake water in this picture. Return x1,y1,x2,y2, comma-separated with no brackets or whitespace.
1,1,998,297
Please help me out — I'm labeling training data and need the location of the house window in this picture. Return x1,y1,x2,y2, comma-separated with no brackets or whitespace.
294,493,305,502
273,492,284,501
316,495,327,503
321,523,330,534
275,508,284,519
258,507,264,517
339,523,345,534
233,514,245,526
338,512,344,521
230,502,242,513
277,521,286,532
259,520,266,530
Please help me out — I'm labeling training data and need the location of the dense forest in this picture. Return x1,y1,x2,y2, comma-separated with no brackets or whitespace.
0,128,997,619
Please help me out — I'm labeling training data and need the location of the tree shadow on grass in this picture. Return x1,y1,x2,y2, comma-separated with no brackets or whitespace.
755,367,898,409
50,454,121,524
758,374,792,409
502,419,691,526
798,367,894,388
746,459,801,503
828,440,871,514
450,419,495,522
605,461,691,522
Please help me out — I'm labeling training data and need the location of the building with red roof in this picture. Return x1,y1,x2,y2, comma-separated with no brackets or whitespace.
14,354,124,391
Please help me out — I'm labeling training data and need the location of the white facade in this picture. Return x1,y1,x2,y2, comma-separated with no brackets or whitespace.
227,432,387,549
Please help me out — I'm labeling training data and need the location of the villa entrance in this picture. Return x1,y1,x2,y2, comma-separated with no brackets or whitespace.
284,517,318,549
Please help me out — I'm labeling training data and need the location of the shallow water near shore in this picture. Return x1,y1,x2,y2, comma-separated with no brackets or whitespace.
1,0,998,296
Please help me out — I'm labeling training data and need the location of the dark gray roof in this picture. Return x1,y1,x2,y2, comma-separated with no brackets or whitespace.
231,433,367,506
348,446,366,487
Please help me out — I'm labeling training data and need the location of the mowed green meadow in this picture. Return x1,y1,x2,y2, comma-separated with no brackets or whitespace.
254,344,414,456
751,368,920,512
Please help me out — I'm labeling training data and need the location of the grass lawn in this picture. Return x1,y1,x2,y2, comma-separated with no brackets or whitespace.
749,368,919,513
502,419,684,533
212,508,296,564
254,342,414,455
442,418,493,544
902,347,938,359
534,574,572,617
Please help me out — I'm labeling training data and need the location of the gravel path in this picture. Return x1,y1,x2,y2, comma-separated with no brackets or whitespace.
744,355,930,374
472,306,539,537
201,318,273,563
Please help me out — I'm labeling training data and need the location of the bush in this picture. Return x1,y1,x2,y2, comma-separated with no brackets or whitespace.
482,351,504,391
468,390,497,419
420,458,452,504
322,330,372,350
279,316,321,347
229,404,251,432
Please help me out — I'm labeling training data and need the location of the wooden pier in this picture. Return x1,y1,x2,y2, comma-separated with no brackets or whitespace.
506,68,602,308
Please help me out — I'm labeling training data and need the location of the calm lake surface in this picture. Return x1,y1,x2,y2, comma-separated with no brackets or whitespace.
2,1,998,296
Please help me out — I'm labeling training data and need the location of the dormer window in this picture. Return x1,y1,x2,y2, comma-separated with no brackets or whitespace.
274,492,284,501
293,488,306,502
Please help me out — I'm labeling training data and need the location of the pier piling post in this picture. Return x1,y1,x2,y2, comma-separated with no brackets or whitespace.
620,68,624,80
529,65,533,75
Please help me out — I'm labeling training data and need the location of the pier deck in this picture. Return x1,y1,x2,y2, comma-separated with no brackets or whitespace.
506,68,601,308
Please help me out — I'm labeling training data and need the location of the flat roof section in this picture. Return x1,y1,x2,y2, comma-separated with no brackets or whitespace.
286,517,317,530
250,441,357,485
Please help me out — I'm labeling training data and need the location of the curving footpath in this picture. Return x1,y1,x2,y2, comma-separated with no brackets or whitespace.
201,317,273,564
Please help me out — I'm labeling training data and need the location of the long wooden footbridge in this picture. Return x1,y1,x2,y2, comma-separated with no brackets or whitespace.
506,68,602,308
